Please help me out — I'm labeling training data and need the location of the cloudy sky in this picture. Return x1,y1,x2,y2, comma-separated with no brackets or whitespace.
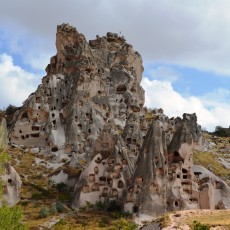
1,0,230,131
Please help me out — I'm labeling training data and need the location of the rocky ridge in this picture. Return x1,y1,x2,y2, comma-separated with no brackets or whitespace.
7,24,230,217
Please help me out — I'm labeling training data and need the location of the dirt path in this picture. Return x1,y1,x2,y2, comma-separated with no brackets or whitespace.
162,209,228,230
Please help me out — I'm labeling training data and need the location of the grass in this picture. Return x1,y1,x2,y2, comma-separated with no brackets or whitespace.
193,150,230,178
185,210,230,229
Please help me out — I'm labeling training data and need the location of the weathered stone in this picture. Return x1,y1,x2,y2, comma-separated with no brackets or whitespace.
7,24,230,216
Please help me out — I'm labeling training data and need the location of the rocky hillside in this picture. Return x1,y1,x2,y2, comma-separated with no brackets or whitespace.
5,23,230,222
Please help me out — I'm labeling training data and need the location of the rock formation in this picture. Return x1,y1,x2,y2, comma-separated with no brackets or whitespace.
0,117,8,147
0,162,22,206
8,23,230,216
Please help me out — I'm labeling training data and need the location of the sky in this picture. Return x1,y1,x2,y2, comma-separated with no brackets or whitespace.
1,0,230,131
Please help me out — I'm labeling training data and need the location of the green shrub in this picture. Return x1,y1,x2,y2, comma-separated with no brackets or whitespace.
95,200,106,211
56,201,64,213
56,182,68,192
193,221,210,230
50,203,57,215
5,104,18,115
107,200,122,212
39,206,49,218
98,217,109,228
0,205,26,230
113,218,138,230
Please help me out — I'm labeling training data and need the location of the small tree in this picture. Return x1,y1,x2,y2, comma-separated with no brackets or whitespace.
39,206,49,218
5,105,18,116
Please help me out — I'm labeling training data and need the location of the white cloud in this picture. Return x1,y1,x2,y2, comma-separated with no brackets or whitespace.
141,77,230,131
148,66,178,82
0,53,40,108
2,1,230,75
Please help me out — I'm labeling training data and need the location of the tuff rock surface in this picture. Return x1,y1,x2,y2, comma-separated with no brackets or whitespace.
0,162,22,206
8,24,230,216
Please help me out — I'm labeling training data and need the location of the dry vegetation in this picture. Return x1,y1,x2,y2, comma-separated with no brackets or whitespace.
7,147,137,229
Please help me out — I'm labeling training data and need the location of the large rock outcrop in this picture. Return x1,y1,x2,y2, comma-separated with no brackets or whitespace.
8,24,230,216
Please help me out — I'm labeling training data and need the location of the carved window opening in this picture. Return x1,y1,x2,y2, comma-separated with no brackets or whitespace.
182,168,187,173
117,180,124,189
112,188,118,197
116,85,127,94
19,130,22,133
174,200,179,207
95,157,102,163
31,133,40,138
36,97,41,103
51,146,58,152
94,166,99,174
21,135,25,140
8,179,13,186
108,157,115,164
32,126,40,131
89,174,95,182
83,185,90,193
174,151,180,157
99,176,106,182
127,138,131,144
122,159,128,165
136,177,143,185
26,134,29,138
92,183,99,191
21,112,28,119
107,177,112,186
133,206,139,213
52,113,55,118
113,172,121,179
102,187,108,197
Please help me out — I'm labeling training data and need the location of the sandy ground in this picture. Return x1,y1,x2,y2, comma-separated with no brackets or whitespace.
162,209,227,230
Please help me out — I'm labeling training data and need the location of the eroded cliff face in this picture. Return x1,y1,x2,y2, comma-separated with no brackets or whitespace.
8,24,230,216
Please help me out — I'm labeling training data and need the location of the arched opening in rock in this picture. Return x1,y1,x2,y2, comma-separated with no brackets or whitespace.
135,177,143,185
95,157,102,163
133,206,139,213
83,185,90,193
32,126,40,131
21,112,28,119
116,84,127,94
108,157,115,165
31,133,40,138
92,183,99,191
117,180,124,189
174,151,180,157
88,174,95,182
102,187,108,197
112,188,118,198
51,146,58,152
174,200,179,207
94,166,99,174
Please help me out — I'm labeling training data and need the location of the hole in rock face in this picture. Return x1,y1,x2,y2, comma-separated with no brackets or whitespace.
116,84,127,94
32,126,40,131
51,147,58,152
21,112,28,119
174,151,180,157
117,180,124,189
31,133,39,138
174,200,179,207
133,206,139,213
